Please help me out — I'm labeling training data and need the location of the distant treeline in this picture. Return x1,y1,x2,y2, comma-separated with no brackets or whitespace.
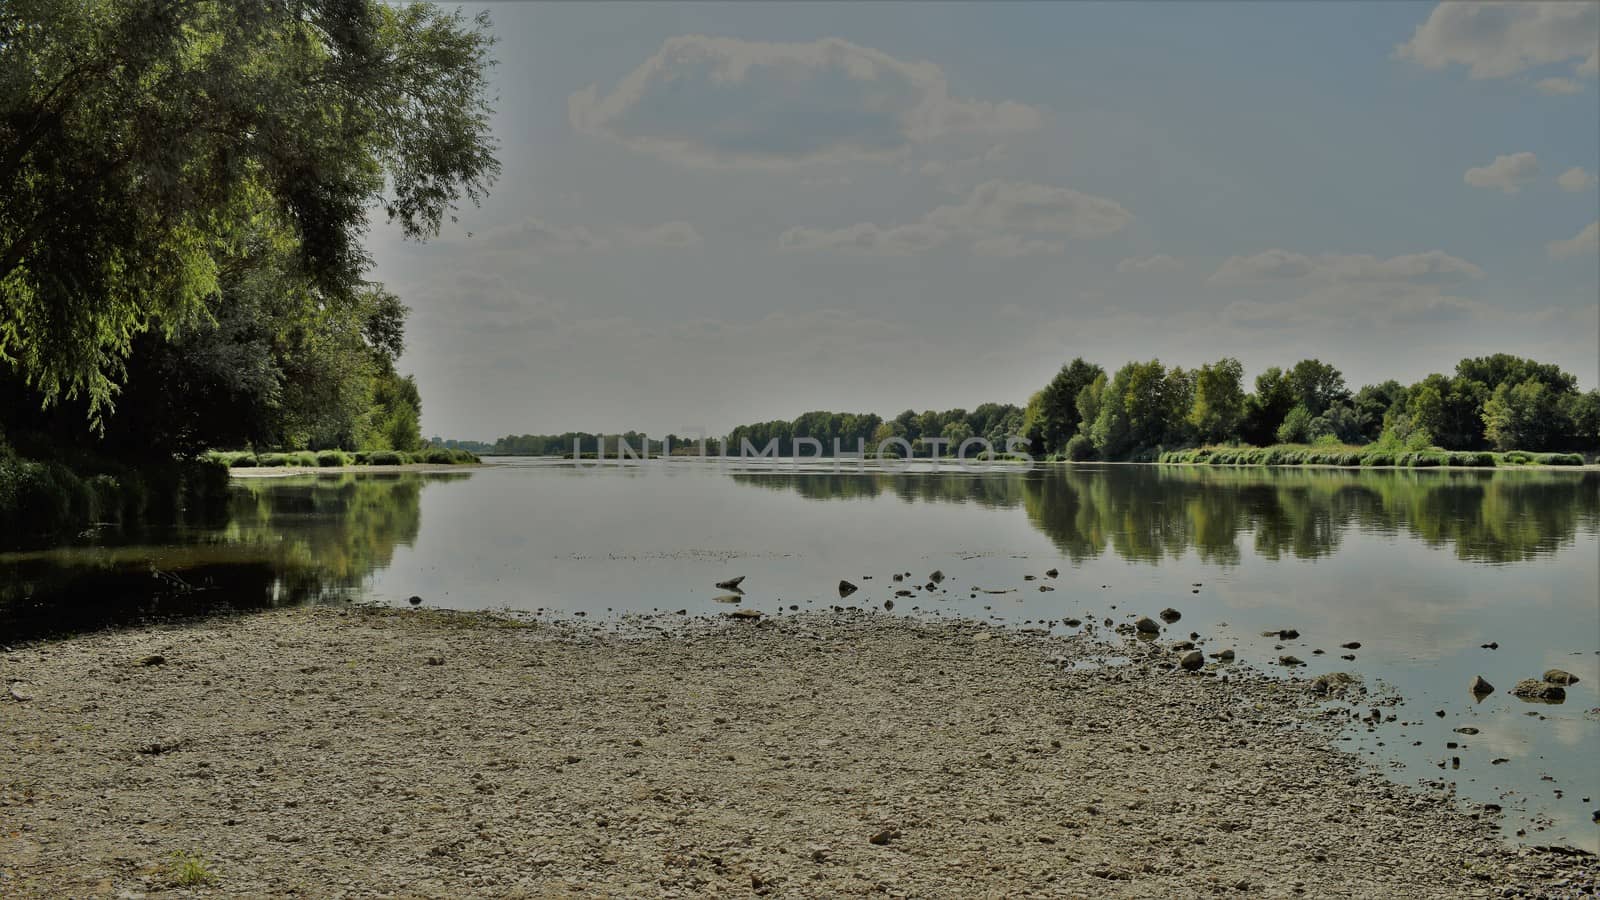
1017,353,1597,461
455,353,1596,462
471,406,1026,458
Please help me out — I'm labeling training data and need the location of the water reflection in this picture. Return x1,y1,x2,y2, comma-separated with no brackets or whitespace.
0,472,460,641
733,466,1600,565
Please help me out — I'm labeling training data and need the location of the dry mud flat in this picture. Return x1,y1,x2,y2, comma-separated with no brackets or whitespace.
1,608,1594,898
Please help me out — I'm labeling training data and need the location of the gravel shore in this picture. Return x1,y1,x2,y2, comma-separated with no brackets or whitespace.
2,607,1594,898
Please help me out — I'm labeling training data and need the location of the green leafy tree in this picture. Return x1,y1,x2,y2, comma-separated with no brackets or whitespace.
1187,357,1245,444
1,0,499,422
1482,380,1570,452
1028,358,1104,457
1242,366,1296,446
1286,359,1350,417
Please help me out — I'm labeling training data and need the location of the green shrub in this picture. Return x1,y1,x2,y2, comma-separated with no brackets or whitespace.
256,453,288,467
1535,452,1583,466
1361,452,1392,467
418,448,454,464
228,454,258,468
1064,434,1096,461
315,450,348,467
366,450,404,466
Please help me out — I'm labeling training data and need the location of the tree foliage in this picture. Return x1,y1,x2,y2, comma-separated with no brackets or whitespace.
0,0,499,422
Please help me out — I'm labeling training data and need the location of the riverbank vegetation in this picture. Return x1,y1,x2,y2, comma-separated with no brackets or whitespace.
0,0,499,541
1022,353,1597,463
206,449,479,468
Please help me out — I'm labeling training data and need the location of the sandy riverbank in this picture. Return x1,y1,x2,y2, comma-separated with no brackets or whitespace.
2,608,1593,897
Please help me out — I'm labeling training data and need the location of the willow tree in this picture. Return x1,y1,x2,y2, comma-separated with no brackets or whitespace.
0,0,499,423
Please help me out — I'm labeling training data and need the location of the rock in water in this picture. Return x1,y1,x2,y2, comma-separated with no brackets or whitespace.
1045,568,1059,578
715,576,746,591
1134,616,1161,634
1510,679,1565,702
727,609,762,620
883,599,895,611
713,594,743,604
407,595,423,606
1469,675,1494,696
1279,655,1305,667
1340,642,1361,650
1179,650,1204,671
1542,669,1580,686
928,569,945,584
837,580,858,598
1310,672,1359,696
1213,649,1236,662
1159,608,1181,623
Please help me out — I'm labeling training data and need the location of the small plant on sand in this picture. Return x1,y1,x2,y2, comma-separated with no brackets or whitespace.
168,850,215,886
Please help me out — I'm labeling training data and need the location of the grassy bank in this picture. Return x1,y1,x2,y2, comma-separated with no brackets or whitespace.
205,448,479,469
1157,444,1585,468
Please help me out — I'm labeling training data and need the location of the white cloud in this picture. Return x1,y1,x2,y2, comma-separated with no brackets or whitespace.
971,235,1065,258
1557,167,1598,192
925,180,1134,237
778,222,951,255
619,221,705,249
778,179,1131,255
1547,221,1599,259
1463,152,1539,193
1535,77,1583,95
568,35,1041,168
1210,250,1484,284
473,219,610,254
1396,2,1600,79
1116,254,1185,274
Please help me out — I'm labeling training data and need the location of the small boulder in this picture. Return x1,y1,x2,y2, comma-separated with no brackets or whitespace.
1179,650,1204,671
883,599,895,611
928,570,945,584
1045,568,1059,578
407,595,423,606
1213,649,1236,662
1510,679,1565,702
715,576,746,591
727,609,762,621
1340,642,1361,650
1278,655,1305,667
1310,672,1359,697
1134,616,1161,634
1159,608,1182,623
1542,669,1580,686
138,654,166,667
1469,675,1494,696
838,580,858,598
868,827,900,846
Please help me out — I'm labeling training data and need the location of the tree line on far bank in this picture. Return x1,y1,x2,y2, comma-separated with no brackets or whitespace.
1020,353,1597,462
469,353,1595,463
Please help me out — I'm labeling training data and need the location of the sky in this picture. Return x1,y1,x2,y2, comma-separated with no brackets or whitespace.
365,1,1600,440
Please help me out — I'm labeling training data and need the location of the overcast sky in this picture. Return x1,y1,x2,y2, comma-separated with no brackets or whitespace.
367,1,1600,440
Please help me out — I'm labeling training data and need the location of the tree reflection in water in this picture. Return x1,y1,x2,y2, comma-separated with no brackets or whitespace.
731,466,1599,566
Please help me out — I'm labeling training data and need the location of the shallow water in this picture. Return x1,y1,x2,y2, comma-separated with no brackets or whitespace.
2,459,1596,849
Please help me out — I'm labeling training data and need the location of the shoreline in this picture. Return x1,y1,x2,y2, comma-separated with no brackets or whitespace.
228,462,484,478
2,607,1593,896
468,455,1599,473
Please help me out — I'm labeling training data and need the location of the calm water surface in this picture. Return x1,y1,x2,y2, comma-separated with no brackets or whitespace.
3,460,1596,849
